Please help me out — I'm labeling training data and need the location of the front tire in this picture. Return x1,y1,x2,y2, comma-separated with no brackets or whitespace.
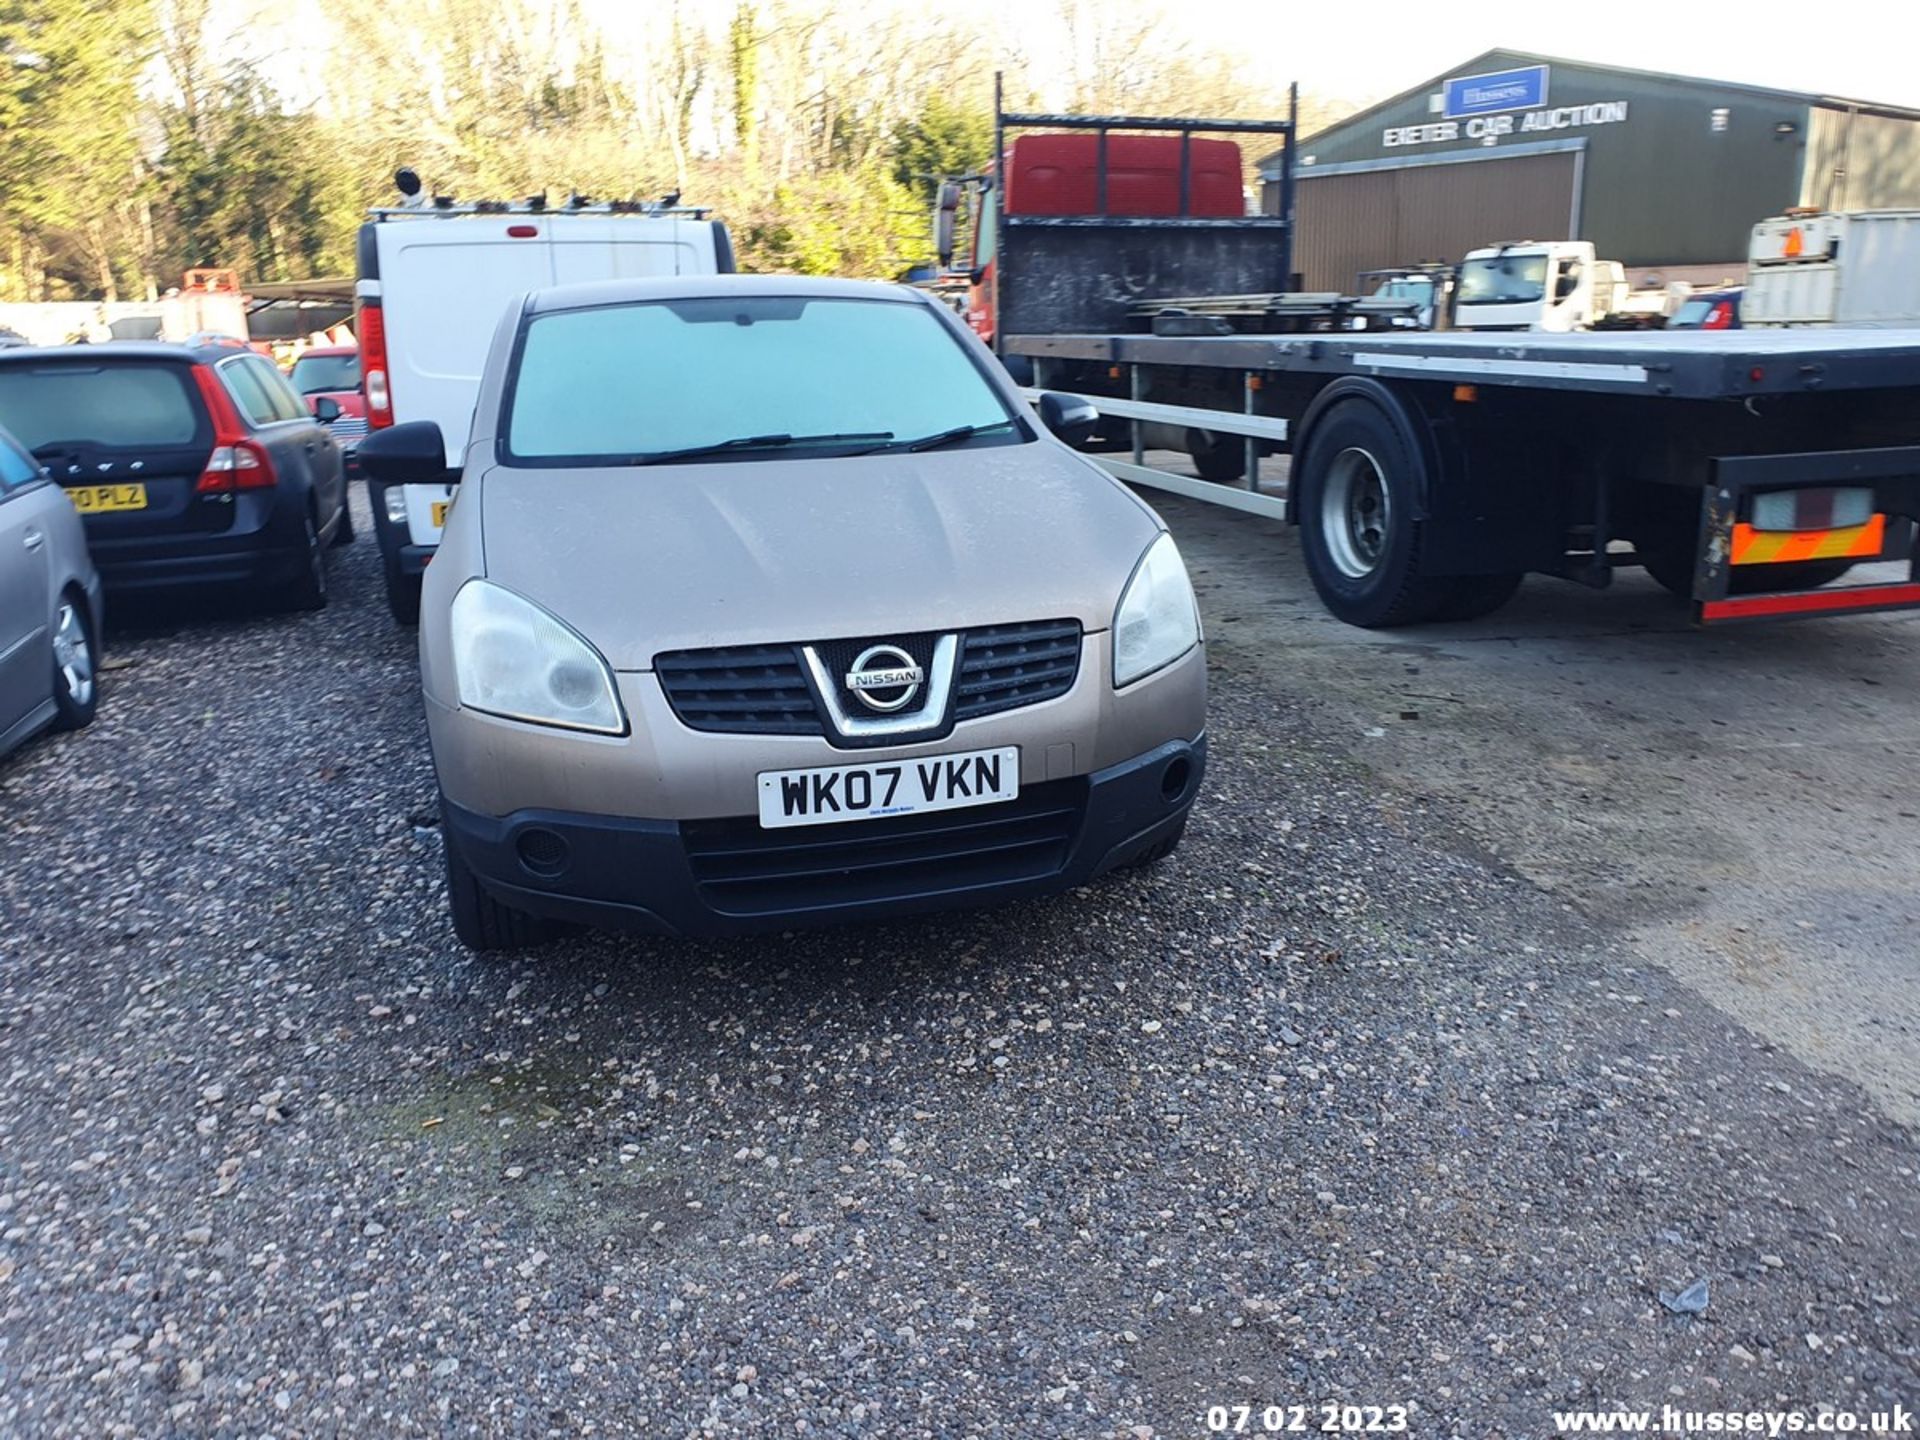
385,561,421,626
1122,822,1186,870
49,590,99,732
1295,398,1454,627
444,840,566,952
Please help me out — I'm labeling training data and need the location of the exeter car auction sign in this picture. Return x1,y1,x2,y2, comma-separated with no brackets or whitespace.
1443,64,1549,118
1384,65,1631,149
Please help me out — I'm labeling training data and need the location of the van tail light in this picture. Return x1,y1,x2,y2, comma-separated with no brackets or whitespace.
358,300,393,429
190,365,278,493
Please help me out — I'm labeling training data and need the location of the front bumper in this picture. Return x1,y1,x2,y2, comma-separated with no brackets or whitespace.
441,734,1204,938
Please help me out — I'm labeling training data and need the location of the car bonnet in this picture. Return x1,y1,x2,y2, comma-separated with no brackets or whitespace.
475,442,1162,669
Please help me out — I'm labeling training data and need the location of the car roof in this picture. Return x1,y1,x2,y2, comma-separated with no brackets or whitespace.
297,345,358,357
0,340,250,366
522,274,924,315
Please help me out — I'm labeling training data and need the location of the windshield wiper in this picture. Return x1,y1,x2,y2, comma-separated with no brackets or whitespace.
635,431,893,465
854,421,1015,455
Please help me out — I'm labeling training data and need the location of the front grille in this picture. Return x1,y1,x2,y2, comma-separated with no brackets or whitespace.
656,619,1084,737
811,631,940,720
955,620,1082,721
655,644,818,735
327,415,369,446
681,779,1086,917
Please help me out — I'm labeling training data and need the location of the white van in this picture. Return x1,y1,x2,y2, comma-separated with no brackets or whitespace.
356,191,735,621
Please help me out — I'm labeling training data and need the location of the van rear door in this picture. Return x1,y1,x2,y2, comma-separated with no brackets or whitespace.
379,222,557,466
548,218,710,284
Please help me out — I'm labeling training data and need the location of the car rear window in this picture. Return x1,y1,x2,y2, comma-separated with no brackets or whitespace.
0,363,201,450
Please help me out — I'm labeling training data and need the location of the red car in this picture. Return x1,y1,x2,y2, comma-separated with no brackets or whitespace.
289,345,366,476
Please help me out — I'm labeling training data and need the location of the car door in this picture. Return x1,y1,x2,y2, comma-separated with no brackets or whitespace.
0,434,53,735
259,356,346,531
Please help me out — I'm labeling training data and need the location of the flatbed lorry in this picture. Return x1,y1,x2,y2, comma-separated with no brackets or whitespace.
973,89,1920,627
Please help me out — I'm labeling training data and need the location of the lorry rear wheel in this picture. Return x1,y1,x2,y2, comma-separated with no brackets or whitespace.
1434,572,1524,622
1186,428,1246,483
1296,400,1453,627
1641,553,1854,599
1734,560,1854,593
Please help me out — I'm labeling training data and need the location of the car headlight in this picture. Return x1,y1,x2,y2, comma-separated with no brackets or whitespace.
1113,533,1200,687
450,580,626,734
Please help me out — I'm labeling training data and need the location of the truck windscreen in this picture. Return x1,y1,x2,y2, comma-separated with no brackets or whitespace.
1458,255,1548,306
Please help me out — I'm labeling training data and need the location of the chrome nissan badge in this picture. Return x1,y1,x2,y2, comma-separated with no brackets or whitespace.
845,644,924,712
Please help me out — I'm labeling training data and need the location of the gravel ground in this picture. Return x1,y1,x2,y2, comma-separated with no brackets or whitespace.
0,487,1914,1438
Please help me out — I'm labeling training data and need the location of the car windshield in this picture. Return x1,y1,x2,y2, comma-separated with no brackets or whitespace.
0,363,201,449
1457,254,1548,306
504,295,1019,465
290,352,359,393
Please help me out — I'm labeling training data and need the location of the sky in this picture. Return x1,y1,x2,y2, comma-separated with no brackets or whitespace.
1183,0,1920,109
257,0,1920,118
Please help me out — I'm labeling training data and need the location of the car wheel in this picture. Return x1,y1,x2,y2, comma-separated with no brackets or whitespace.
444,840,566,952
1186,428,1246,483
282,508,329,612
1433,572,1525,623
49,589,99,732
1295,400,1453,627
331,491,356,547
385,561,421,626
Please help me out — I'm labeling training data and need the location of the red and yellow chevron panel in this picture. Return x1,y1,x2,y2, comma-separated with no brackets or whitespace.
1730,514,1885,566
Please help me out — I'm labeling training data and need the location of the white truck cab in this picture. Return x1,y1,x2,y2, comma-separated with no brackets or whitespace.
356,187,734,621
1453,241,1624,332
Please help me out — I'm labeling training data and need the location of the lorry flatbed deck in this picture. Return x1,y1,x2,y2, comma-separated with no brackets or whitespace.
1007,328,1920,401
971,90,1920,628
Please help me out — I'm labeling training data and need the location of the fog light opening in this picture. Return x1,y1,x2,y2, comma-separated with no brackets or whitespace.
1160,756,1192,804
515,827,571,878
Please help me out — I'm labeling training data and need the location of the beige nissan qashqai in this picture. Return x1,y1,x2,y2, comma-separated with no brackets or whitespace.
357,277,1206,951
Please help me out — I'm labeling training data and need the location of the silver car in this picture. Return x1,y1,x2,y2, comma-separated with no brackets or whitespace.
358,277,1206,949
0,424,101,758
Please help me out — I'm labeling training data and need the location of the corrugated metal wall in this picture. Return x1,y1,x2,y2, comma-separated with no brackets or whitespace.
1293,151,1577,291
1801,108,1920,210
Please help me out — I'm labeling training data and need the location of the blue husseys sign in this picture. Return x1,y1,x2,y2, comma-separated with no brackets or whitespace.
1443,64,1549,119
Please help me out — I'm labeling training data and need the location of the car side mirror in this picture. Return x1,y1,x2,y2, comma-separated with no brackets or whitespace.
357,420,448,485
1037,391,1098,447
311,396,342,423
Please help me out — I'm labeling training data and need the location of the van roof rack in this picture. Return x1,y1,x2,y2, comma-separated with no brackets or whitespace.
368,197,711,221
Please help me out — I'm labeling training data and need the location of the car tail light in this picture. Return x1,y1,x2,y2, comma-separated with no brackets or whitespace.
1749,486,1873,532
190,366,278,493
359,300,393,429
197,442,274,492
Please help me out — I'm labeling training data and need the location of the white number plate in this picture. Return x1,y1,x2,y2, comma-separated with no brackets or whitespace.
757,746,1020,829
